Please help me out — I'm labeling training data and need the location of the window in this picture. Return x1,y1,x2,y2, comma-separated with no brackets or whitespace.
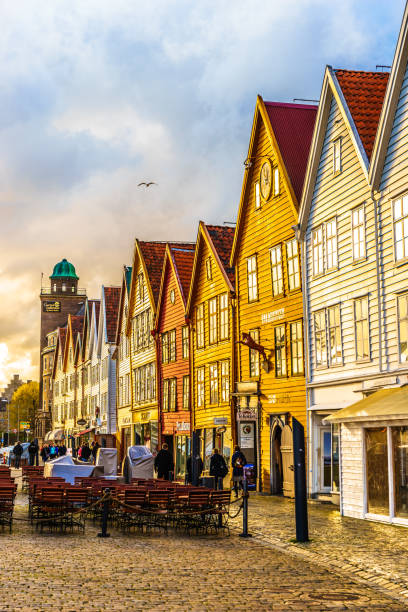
133,363,156,403
255,181,261,209
125,334,129,357
328,305,342,366
314,310,327,368
197,367,205,407
274,325,287,377
169,379,177,411
124,373,130,405
312,226,324,276
209,297,218,344
182,326,189,359
393,195,408,261
162,332,169,364
169,329,176,362
219,293,229,341
163,379,169,412
196,303,205,349
138,273,144,301
325,218,338,270
182,375,190,410
290,321,304,375
333,138,341,174
249,329,260,377
270,245,283,296
206,258,213,280
209,363,219,404
398,294,408,363
286,239,300,291
220,360,230,402
273,166,279,196
354,296,370,361
351,206,365,261
247,255,258,302
119,377,123,407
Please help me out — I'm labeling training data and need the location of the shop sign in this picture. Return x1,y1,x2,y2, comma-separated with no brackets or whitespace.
176,421,190,432
213,417,228,425
119,415,131,426
43,301,61,313
141,411,151,422
237,408,257,421
268,393,290,404
261,307,285,325
240,423,255,449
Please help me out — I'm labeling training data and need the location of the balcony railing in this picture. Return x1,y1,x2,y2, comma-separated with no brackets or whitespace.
41,286,87,296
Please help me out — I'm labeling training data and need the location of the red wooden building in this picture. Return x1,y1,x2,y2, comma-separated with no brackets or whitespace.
154,243,195,479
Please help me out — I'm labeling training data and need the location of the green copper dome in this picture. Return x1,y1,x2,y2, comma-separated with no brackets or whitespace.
50,258,79,280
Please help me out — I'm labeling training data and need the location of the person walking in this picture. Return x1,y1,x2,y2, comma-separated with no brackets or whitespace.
49,443,57,461
28,439,39,466
40,445,49,463
13,441,23,469
80,442,91,462
154,443,174,480
231,445,247,497
209,448,228,488
91,441,100,464
58,442,67,456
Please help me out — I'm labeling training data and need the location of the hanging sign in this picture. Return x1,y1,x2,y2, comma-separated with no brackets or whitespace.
240,423,255,449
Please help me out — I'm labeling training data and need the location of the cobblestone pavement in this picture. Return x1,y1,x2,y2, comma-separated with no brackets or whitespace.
0,483,404,611
230,494,408,606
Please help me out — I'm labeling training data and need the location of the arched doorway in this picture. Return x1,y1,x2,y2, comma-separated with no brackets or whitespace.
270,421,283,495
270,419,295,497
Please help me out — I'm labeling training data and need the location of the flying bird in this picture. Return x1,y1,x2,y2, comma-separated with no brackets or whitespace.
138,182,157,188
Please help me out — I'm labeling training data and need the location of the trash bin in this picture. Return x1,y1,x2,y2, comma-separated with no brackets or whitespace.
200,476,215,489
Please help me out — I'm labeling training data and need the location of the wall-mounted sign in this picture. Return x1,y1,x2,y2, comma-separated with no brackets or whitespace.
141,411,151,422
20,421,30,431
261,307,285,325
240,422,255,449
176,421,190,432
268,393,291,405
214,417,228,425
237,408,257,421
119,415,131,426
43,301,61,313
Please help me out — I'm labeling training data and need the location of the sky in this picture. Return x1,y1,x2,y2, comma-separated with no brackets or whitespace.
0,0,405,387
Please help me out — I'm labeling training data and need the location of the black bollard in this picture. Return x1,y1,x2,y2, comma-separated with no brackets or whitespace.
168,470,174,482
97,488,111,538
292,418,309,542
239,478,252,538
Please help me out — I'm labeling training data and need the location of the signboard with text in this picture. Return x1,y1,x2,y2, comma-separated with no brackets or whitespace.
43,301,61,313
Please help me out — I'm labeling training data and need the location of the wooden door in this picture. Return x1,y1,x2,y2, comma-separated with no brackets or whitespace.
281,425,295,498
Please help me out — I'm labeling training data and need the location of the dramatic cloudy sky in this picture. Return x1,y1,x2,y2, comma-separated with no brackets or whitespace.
0,0,405,386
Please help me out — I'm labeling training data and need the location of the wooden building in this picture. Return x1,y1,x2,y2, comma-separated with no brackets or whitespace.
154,243,195,478
299,69,388,507
231,96,317,494
186,222,235,474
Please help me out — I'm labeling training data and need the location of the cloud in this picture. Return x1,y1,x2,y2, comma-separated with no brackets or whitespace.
0,0,404,386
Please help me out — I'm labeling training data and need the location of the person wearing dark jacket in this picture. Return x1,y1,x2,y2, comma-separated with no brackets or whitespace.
58,443,67,456
40,445,49,463
154,443,174,480
231,445,247,497
209,448,228,485
28,439,39,466
13,441,23,469
80,443,92,462
186,454,203,484
91,441,100,463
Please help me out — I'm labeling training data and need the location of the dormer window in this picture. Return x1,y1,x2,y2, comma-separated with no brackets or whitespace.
333,138,341,174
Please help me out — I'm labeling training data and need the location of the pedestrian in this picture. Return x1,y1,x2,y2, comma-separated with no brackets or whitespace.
28,438,39,466
49,443,57,460
58,442,67,456
91,440,100,464
154,443,174,480
40,445,49,463
13,441,23,469
186,454,203,484
231,445,247,497
80,442,91,462
209,448,228,487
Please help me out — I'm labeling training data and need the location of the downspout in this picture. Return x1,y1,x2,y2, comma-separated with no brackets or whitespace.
154,330,162,447
371,187,384,373
230,292,237,448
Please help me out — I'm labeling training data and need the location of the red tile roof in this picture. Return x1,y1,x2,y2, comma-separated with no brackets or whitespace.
264,102,317,203
335,70,389,160
104,287,121,343
205,225,235,286
58,327,67,357
71,315,84,337
170,246,195,305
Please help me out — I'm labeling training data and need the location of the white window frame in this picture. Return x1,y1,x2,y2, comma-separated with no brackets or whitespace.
274,325,287,377
249,329,260,378
182,325,189,359
354,296,370,362
327,304,342,367
208,297,218,344
314,309,327,368
209,362,219,404
197,367,205,407
351,205,366,261
182,375,190,410
286,239,300,291
325,217,338,271
290,321,304,375
397,293,408,364
393,194,408,262
312,225,324,276
247,255,258,302
220,360,230,402
196,303,205,349
270,245,283,297
219,293,229,341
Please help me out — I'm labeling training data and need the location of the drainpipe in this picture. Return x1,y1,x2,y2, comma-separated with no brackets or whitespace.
230,292,237,447
371,188,384,373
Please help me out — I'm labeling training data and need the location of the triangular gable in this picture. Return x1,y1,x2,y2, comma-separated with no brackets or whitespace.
81,299,99,361
98,285,121,353
186,222,235,318
231,96,317,265
51,327,67,380
115,266,132,346
87,301,99,361
154,244,195,330
370,3,408,189
299,66,388,234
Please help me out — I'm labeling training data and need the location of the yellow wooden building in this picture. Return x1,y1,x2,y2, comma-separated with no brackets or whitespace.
186,222,236,472
230,96,317,494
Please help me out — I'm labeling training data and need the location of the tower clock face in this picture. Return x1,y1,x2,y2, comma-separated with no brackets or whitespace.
260,160,272,200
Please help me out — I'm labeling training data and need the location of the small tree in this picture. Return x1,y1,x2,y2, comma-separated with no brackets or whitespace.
9,381,39,438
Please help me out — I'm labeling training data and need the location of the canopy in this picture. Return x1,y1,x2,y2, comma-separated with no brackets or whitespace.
74,427,95,437
44,429,64,441
324,386,408,424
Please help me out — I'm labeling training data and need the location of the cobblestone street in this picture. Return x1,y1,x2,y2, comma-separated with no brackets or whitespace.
0,480,405,611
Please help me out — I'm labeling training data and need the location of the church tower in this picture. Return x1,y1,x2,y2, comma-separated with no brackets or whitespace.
38,259,86,439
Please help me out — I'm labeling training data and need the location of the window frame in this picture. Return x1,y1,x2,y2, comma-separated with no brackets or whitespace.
182,375,190,410
325,217,338,271
197,367,205,408
181,325,189,359
161,332,169,364
312,225,324,277
327,304,342,367
273,166,280,197
314,309,327,369
286,239,301,292
351,204,366,262
208,296,218,345
249,329,260,378
274,324,287,378
169,328,176,362
354,296,370,362
206,257,213,280
196,303,205,349
397,293,408,365
219,293,229,341
220,359,230,402
209,362,219,405
290,321,304,376
247,255,258,303
393,194,408,263
270,244,284,297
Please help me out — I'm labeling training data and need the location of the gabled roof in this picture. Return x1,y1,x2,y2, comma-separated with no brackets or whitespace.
299,66,388,235
81,299,100,361
154,244,195,330
115,266,132,346
125,266,132,295
231,96,317,265
51,327,67,379
186,222,235,317
335,70,389,160
103,286,121,343
370,2,408,188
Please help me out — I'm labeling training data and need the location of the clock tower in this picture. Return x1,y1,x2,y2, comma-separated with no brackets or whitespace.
38,259,86,439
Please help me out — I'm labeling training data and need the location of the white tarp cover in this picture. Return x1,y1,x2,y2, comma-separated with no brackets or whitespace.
96,448,117,477
128,446,154,479
44,454,95,484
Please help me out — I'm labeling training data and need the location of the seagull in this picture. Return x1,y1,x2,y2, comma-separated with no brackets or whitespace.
138,182,157,188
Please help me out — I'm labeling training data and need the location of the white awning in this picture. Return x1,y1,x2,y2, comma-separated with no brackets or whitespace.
44,429,65,441
324,386,408,424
